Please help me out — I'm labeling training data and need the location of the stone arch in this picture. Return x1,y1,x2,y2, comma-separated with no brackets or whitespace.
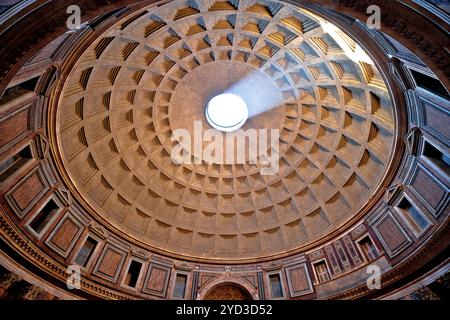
197,277,258,300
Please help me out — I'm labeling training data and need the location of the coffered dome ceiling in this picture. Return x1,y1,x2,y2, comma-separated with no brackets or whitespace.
54,0,396,261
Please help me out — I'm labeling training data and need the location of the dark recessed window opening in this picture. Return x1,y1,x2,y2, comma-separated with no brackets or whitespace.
0,76,39,105
173,274,188,299
357,236,378,262
269,274,283,298
422,141,450,176
397,198,429,234
75,237,98,267
313,261,330,284
89,6,127,29
0,145,33,182
29,199,60,235
124,260,142,288
410,69,449,98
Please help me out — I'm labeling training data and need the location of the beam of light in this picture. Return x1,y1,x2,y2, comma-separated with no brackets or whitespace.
211,10,376,123
298,8,375,65
318,19,374,65
223,71,284,119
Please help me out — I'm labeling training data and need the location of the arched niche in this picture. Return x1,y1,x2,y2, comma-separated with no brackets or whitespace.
197,278,258,300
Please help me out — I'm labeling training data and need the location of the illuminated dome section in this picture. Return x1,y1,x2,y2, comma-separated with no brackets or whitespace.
55,0,396,261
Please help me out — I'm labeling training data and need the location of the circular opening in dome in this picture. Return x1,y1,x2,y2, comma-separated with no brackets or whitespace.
205,93,248,132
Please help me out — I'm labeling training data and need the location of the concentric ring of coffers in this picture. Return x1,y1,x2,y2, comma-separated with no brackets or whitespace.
56,0,396,260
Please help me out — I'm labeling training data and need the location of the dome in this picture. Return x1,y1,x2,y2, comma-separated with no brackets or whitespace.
0,0,448,301
54,3,396,262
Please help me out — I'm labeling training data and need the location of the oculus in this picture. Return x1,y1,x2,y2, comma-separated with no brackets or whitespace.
205,93,248,132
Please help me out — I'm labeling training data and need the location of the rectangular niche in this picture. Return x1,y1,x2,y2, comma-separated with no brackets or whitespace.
74,236,98,267
409,68,449,99
312,260,331,284
0,76,39,106
26,196,62,238
123,260,143,288
395,196,431,238
172,273,188,299
268,272,284,299
0,144,33,182
421,139,449,177
356,234,379,262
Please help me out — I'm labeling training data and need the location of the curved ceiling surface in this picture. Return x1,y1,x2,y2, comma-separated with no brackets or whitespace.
55,0,397,261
